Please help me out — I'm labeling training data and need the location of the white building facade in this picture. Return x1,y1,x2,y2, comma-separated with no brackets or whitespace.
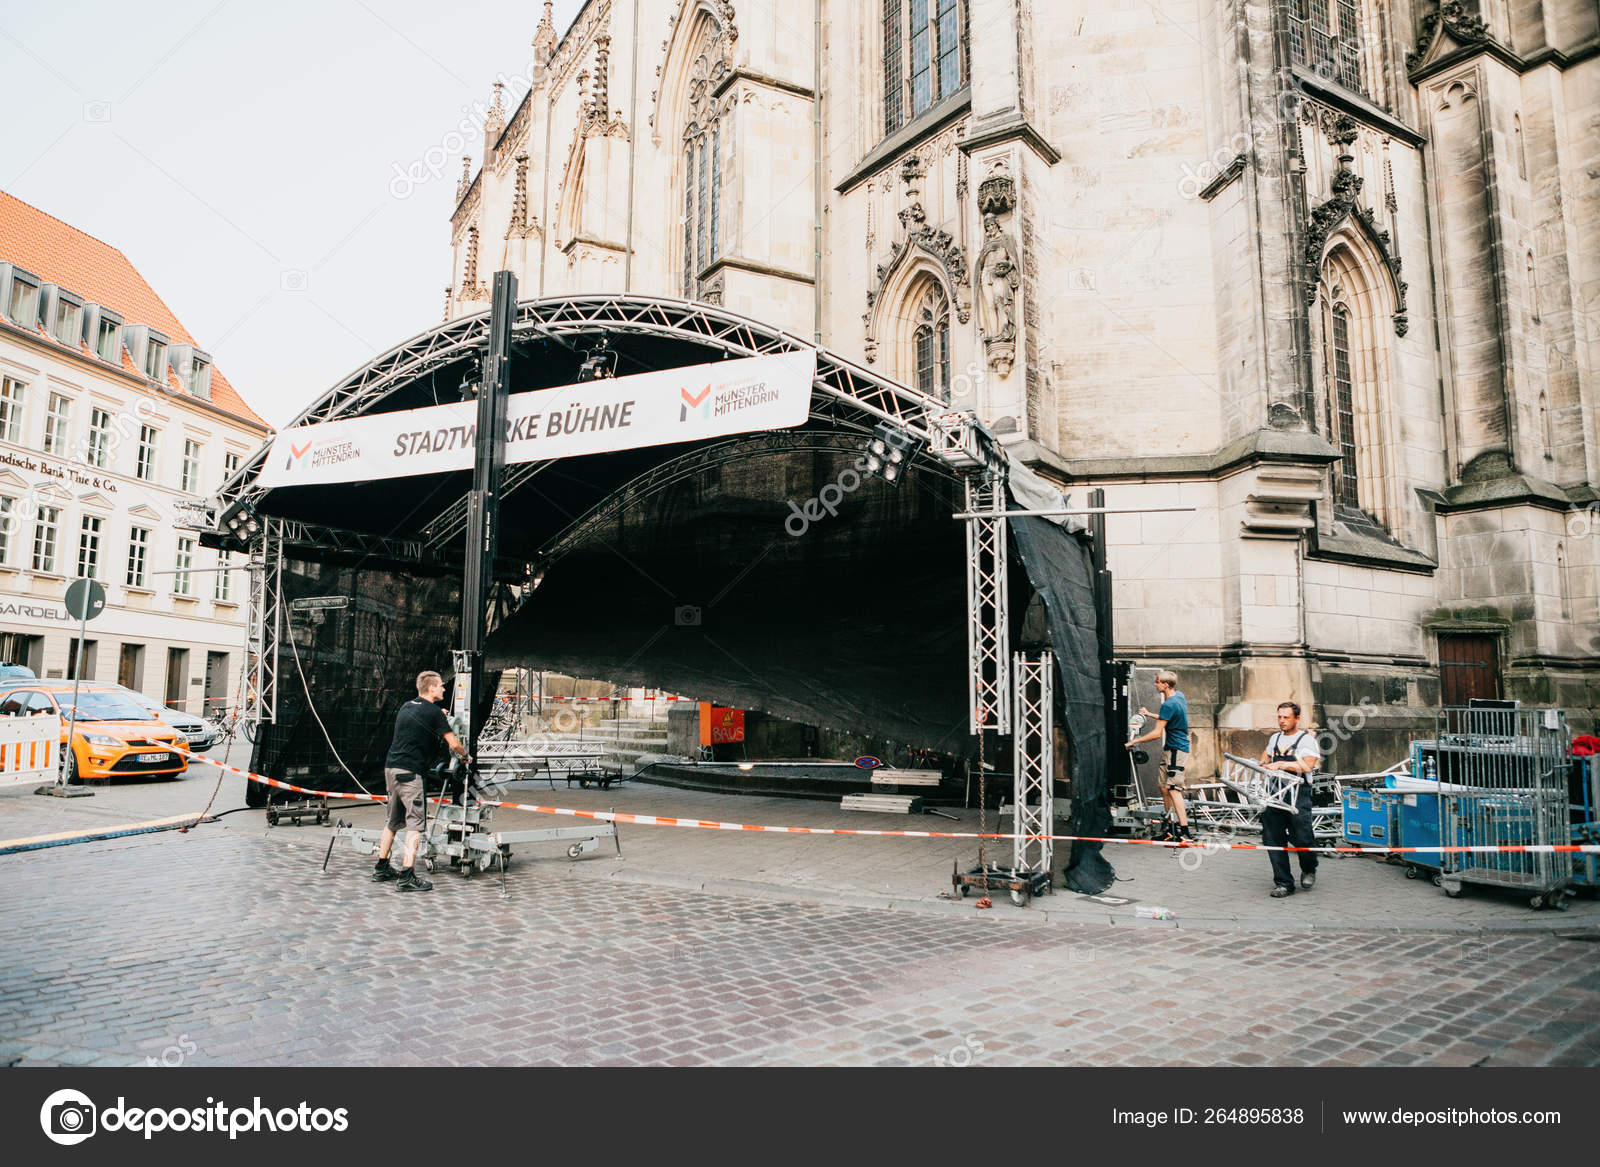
0,193,271,716
443,1,1598,773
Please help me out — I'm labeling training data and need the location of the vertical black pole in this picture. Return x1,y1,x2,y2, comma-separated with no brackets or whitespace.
1088,488,1119,784
461,270,516,760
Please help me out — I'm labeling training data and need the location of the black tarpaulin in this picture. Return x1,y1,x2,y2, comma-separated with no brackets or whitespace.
1009,515,1115,894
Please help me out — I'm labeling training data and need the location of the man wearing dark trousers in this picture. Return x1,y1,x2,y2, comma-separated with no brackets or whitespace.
1258,701,1321,898
372,670,471,892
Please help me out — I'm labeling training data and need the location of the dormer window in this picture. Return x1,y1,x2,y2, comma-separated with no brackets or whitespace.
51,288,84,347
0,265,40,327
168,344,212,398
144,333,169,382
88,306,123,362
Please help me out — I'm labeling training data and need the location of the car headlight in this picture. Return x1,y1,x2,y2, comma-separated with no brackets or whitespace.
81,732,120,747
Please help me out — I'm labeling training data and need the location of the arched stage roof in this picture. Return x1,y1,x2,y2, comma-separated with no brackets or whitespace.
214,294,1104,782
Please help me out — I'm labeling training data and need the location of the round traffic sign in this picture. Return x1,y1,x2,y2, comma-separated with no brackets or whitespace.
853,755,883,770
64,578,107,621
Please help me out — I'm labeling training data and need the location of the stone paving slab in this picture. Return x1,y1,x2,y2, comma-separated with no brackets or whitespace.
0,823,1597,1068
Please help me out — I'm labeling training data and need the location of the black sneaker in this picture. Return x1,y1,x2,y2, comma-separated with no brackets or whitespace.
394,869,433,892
371,860,399,882
1176,824,1197,843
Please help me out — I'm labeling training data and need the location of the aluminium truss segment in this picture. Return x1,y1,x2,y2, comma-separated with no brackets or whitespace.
210,295,964,524
244,518,285,726
965,473,1010,735
1012,651,1054,876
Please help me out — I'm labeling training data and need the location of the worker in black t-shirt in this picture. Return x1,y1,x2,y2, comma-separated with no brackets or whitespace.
372,670,471,891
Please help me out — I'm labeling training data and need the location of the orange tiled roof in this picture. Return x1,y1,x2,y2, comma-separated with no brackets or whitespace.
0,190,268,430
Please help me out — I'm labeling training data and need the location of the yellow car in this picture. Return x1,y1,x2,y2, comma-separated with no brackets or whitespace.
0,684,187,783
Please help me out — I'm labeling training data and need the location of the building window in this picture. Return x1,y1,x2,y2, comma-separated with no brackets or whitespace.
31,506,59,573
76,515,102,580
214,552,233,602
52,293,83,347
181,439,203,493
0,376,23,444
679,17,725,298
86,407,111,469
1514,114,1527,180
126,526,150,587
883,0,965,134
173,536,195,595
1328,308,1359,506
913,283,952,403
1317,242,1394,526
6,274,39,325
0,495,12,564
136,425,158,481
95,315,121,362
1287,0,1371,99
144,337,168,382
223,450,241,478
44,392,71,455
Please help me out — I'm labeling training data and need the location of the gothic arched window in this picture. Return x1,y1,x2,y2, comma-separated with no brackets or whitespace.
1317,243,1393,525
680,20,725,298
883,0,965,135
911,282,951,402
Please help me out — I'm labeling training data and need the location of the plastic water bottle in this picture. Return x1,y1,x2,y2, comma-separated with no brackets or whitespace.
1135,905,1175,920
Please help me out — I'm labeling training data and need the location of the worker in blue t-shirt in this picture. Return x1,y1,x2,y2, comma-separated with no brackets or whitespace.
1125,669,1192,842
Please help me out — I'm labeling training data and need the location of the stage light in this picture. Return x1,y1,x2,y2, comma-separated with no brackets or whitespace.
863,422,920,487
219,500,261,550
577,335,616,381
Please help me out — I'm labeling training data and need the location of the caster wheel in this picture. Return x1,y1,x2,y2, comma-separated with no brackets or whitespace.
267,810,278,826
1405,865,1419,880
1554,896,1571,912
423,858,434,873
567,843,584,859
1443,885,1462,899
956,884,969,897
1010,890,1026,907
1431,873,1443,887
1530,895,1544,910
578,779,589,789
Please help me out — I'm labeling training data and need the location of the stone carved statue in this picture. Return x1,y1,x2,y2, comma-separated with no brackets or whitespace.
976,213,1019,343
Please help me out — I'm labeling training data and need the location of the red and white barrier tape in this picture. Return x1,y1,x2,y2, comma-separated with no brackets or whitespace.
171,746,1600,857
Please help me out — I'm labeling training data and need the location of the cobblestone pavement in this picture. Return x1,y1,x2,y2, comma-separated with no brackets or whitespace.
2,808,1598,1067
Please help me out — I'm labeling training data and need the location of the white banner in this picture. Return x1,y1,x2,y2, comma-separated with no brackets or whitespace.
257,350,816,488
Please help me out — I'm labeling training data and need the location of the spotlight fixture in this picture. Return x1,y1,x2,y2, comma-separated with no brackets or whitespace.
577,335,617,381
219,500,261,550
862,421,921,487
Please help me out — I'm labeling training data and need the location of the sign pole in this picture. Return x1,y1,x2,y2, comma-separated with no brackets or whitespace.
54,578,106,791
62,605,88,786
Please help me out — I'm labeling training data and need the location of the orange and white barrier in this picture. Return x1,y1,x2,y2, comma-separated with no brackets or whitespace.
0,713,58,788
171,746,1600,858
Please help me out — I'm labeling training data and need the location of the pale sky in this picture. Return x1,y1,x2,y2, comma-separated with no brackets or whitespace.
1,0,584,428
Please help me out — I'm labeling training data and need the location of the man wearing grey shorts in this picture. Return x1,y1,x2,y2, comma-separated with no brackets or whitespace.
372,670,471,892
1125,669,1193,843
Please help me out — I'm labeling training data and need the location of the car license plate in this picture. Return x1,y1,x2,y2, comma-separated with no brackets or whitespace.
138,752,170,763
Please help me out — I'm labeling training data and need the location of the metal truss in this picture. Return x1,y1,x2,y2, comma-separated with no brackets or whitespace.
272,519,426,563
965,472,1010,735
211,295,971,521
1012,651,1054,876
244,518,284,726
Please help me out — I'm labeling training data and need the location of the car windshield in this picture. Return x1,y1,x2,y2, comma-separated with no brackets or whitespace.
58,692,159,721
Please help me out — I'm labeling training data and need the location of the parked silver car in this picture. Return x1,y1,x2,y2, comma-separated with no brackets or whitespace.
105,686,219,751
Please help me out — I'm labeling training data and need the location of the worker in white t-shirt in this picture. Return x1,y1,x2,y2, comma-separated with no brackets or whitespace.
1257,701,1321,898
